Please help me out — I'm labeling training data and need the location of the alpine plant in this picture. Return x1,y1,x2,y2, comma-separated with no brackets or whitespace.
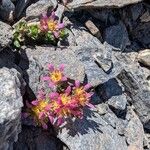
24,64,94,129
13,11,68,48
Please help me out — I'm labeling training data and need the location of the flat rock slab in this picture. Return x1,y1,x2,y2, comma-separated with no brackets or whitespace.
67,0,143,9
19,46,85,95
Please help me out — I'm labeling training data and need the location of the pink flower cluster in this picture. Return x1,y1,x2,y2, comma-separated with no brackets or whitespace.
40,11,65,38
25,64,94,129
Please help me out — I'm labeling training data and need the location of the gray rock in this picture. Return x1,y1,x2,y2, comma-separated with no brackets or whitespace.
70,23,103,48
125,107,144,150
108,94,127,110
13,126,63,150
71,46,123,87
93,42,112,72
140,11,150,23
117,69,150,129
66,0,143,9
26,0,58,20
57,106,128,150
0,0,15,22
104,21,130,50
138,49,150,67
0,67,25,150
19,46,85,96
0,21,13,51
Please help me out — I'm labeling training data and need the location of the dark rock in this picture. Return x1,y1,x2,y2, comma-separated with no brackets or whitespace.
104,21,130,50
15,0,31,19
13,126,63,150
0,0,15,22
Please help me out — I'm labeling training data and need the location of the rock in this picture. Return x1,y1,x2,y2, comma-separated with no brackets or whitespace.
26,0,58,20
138,49,150,67
15,0,31,19
88,9,116,25
13,126,63,150
132,22,150,48
104,21,130,50
57,106,128,150
108,94,127,110
140,11,150,23
0,67,25,150
117,69,150,129
0,0,15,22
0,21,13,51
130,3,144,21
125,108,144,150
85,20,102,40
93,42,112,73
19,46,85,96
70,22,103,48
66,0,143,10
55,4,65,22
71,46,123,87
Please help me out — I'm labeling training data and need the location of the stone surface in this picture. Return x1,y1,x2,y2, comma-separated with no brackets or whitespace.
117,69,150,129
125,108,144,150
13,126,63,150
19,46,85,96
0,21,13,51
70,22,103,48
132,22,150,48
138,49,150,67
15,0,31,19
71,46,123,87
0,67,25,150
26,0,57,20
0,0,15,22
108,94,127,110
104,21,130,50
66,0,143,9
85,20,102,40
57,106,128,150
57,104,144,150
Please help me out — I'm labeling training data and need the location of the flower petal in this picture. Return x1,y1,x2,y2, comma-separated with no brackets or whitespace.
31,100,39,106
50,11,56,20
53,31,60,38
75,80,80,88
41,76,50,81
49,92,59,99
57,23,65,29
84,83,92,90
47,64,54,71
41,122,48,129
59,64,65,71
65,86,71,95
26,100,32,108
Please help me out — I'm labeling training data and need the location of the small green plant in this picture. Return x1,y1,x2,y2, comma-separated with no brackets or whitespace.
13,11,68,48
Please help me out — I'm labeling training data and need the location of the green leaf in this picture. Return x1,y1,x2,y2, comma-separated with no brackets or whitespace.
14,40,21,48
